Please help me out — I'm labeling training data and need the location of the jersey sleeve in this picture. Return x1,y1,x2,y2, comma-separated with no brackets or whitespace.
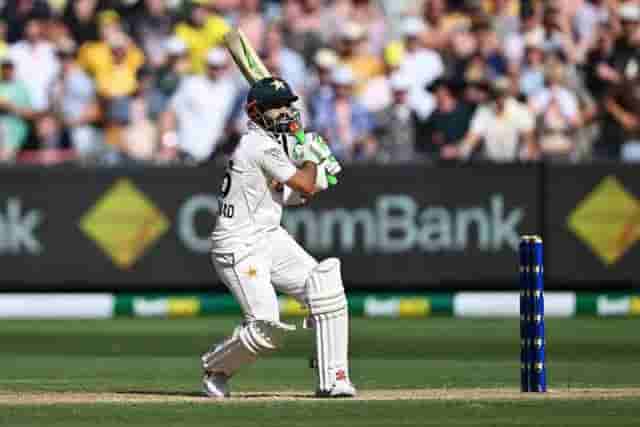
255,141,298,183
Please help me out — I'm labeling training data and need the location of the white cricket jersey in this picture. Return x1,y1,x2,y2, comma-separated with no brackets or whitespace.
210,122,298,254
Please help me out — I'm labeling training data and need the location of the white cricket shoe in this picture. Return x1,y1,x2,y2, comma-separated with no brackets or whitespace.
202,373,230,398
316,380,357,398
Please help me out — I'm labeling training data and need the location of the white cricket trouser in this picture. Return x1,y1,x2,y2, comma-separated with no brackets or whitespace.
211,227,317,321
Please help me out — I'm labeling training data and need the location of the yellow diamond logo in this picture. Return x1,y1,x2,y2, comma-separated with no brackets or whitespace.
79,179,169,269
568,176,640,265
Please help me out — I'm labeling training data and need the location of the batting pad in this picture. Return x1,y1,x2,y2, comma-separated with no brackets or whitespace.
202,321,295,377
305,258,350,392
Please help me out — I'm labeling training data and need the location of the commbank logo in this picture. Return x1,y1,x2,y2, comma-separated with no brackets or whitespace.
568,176,640,265
79,179,169,269
283,194,523,253
0,198,43,255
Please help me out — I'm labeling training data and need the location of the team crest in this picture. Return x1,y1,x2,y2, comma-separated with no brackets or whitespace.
271,80,286,91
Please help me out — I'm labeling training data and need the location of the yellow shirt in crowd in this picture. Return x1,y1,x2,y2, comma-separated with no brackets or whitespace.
174,15,230,74
342,55,384,94
77,41,145,98
482,0,520,16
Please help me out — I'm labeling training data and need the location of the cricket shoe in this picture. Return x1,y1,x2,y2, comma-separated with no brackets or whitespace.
202,373,230,398
315,380,357,398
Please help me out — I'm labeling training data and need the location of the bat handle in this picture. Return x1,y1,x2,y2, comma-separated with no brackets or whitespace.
293,130,306,145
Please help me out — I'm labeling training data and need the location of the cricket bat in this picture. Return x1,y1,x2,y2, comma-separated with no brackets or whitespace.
223,29,337,184
223,29,271,85
223,29,306,142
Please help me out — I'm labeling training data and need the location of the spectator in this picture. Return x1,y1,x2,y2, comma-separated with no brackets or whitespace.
584,24,619,100
519,34,547,98
348,0,387,55
611,2,640,79
487,0,520,42
155,37,191,105
399,17,443,120
422,0,461,49
2,0,51,43
335,21,384,93
453,77,536,163
79,27,144,99
373,73,417,164
446,22,479,81
127,0,175,69
77,23,144,151
0,55,33,162
573,0,609,52
160,48,238,163
47,16,74,48
504,5,544,71
174,0,229,74
473,19,507,80
49,41,102,161
311,66,376,161
281,0,324,64
415,78,474,162
462,77,491,108
306,48,339,118
540,4,578,63
287,0,323,36
94,33,144,100
77,10,138,80
401,16,445,87
134,65,165,120
0,0,632,167
31,112,71,152
236,0,266,52
323,0,354,40
8,17,60,112
600,65,640,161
360,41,405,114
529,60,582,162
63,0,100,45
596,3,640,161
261,21,306,97
122,95,157,162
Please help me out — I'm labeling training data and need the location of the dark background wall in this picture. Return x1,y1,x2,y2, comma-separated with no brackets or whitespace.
0,165,637,291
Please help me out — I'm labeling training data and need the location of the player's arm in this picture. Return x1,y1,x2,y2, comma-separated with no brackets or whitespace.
286,161,320,198
258,145,327,200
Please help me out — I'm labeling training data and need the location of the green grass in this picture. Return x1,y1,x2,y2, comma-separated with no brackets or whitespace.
2,400,640,427
0,317,639,426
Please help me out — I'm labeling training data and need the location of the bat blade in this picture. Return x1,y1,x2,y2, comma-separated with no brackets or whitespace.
223,29,271,85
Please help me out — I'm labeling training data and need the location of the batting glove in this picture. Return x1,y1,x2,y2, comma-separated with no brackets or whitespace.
307,134,341,183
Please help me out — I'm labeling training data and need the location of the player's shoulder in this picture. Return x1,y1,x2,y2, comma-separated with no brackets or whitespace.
249,125,283,148
236,126,282,161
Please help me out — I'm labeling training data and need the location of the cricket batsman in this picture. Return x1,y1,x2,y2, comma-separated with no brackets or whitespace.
201,76,356,398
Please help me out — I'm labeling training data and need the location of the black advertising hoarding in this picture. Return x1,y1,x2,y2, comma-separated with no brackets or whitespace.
0,165,540,290
545,165,639,284
284,165,540,285
0,167,222,287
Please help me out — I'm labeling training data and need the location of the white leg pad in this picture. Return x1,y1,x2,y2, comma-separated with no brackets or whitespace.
201,320,295,377
305,258,351,392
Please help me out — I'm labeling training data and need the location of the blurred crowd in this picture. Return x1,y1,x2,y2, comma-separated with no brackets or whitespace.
0,0,639,166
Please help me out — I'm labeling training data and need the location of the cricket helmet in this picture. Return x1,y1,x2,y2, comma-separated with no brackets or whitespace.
247,77,300,133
